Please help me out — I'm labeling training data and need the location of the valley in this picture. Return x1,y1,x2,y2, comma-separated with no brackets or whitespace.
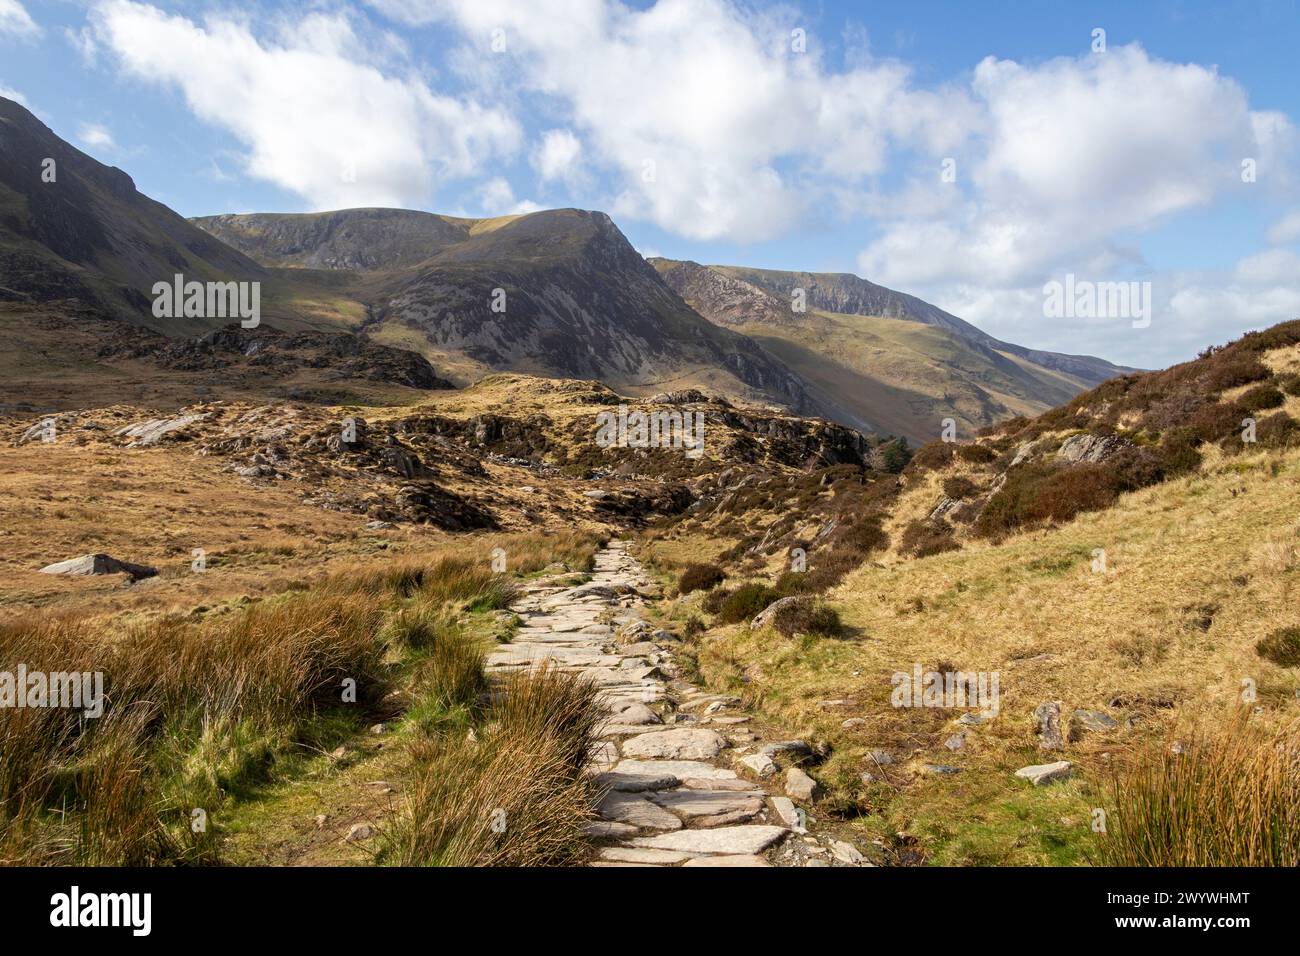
1,89,1296,871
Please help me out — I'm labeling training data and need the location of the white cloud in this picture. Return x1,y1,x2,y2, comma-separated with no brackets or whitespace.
533,128,583,184
1267,209,1300,245
475,177,541,216
368,0,979,242
859,45,1280,289
65,25,98,65
90,0,521,210
1233,248,1300,285
0,84,26,105
0,0,39,38
78,122,116,150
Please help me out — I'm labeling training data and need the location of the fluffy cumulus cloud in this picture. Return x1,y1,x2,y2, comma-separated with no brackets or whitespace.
90,0,521,210
0,0,39,38
853,44,1298,364
860,45,1282,288
368,0,979,241
533,128,584,185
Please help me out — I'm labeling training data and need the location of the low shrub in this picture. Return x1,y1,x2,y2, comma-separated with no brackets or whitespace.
678,563,726,594
714,584,780,624
942,476,978,500
1256,626,1300,667
899,518,961,558
1239,383,1285,412
763,596,841,638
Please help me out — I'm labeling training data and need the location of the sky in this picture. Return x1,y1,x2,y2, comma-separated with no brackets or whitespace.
2,0,1299,369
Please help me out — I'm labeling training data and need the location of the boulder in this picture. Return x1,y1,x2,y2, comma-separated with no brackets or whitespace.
750,595,806,631
1070,708,1119,739
39,553,157,581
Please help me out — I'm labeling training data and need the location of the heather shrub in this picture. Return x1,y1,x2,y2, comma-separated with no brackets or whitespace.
678,563,726,594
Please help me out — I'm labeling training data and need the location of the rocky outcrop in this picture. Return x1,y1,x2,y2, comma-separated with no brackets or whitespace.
99,324,453,391
1057,432,1133,464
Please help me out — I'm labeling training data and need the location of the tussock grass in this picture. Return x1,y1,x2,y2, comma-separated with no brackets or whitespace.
382,667,602,866
0,593,389,865
1,528,606,866
1096,716,1300,866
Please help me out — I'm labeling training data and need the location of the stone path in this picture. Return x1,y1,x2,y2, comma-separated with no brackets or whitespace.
488,540,866,868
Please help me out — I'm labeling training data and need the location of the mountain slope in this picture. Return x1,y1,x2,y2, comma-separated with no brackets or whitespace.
652,258,1138,442
0,96,265,330
193,208,824,415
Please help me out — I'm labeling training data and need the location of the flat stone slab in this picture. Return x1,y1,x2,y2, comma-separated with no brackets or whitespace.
681,854,772,867
614,759,738,781
610,702,661,725
584,820,639,840
622,728,728,760
681,777,763,792
1014,761,1073,786
647,789,765,824
599,847,692,865
595,791,683,831
631,825,787,855
592,771,680,792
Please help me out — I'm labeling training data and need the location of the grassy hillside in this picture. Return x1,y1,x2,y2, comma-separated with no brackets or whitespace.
636,320,1300,865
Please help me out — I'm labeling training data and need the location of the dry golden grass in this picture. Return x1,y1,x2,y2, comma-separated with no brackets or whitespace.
676,444,1300,864
1097,715,1300,866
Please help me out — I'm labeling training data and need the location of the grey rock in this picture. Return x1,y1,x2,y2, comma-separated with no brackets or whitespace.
784,767,820,802
630,825,788,855
592,771,680,792
1070,708,1119,739
595,791,683,831
39,553,157,580
680,854,772,867
760,740,814,764
750,595,806,631
830,840,865,865
1034,701,1065,750
1014,761,1073,786
1057,432,1132,464
770,796,805,831
622,728,727,760
344,823,374,843
738,753,778,777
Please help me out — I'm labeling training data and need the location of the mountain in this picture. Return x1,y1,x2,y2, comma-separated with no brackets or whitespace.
0,96,265,329
652,259,1138,442
191,207,821,415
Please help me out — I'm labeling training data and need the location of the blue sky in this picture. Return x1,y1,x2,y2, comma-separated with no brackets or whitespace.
2,0,1299,368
